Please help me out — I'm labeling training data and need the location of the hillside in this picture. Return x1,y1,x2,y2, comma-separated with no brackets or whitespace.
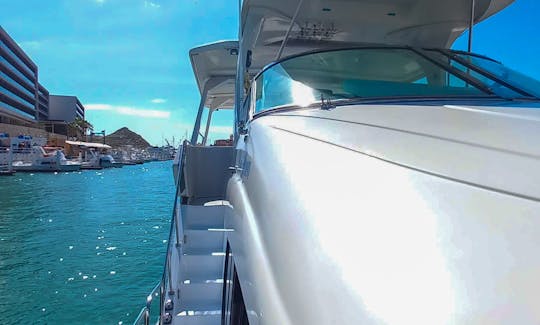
101,127,151,149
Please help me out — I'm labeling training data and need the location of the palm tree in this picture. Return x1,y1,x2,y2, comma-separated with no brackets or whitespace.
68,117,94,140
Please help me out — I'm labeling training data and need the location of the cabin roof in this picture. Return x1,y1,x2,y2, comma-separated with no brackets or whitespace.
65,140,112,149
189,40,238,110
240,0,513,70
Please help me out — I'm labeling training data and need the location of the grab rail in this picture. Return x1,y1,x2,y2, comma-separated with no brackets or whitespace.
161,140,187,321
132,140,188,325
133,282,161,325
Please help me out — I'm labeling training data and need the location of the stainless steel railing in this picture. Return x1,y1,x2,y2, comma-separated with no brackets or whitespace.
133,282,161,325
133,141,188,325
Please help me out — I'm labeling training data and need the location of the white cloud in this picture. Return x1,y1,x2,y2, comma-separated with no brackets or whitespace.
116,106,170,118
86,104,113,110
150,98,166,104
86,103,170,119
144,1,160,8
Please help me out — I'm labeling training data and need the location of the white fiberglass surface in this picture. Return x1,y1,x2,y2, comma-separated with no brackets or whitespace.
240,119,540,324
276,128,455,324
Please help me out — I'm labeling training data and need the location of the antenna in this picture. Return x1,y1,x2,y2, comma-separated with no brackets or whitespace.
468,0,475,52
276,0,304,61
238,0,242,38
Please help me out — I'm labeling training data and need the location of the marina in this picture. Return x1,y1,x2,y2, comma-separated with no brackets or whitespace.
0,134,174,174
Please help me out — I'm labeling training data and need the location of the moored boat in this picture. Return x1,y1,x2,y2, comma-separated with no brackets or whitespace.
135,1,540,324
11,146,81,172
65,140,118,169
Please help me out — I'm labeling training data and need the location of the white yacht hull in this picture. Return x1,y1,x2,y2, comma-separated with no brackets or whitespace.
225,104,540,324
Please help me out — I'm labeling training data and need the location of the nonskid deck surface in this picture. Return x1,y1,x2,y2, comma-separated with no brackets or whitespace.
166,203,230,325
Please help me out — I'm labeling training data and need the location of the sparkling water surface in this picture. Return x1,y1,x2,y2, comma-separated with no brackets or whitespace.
0,162,174,324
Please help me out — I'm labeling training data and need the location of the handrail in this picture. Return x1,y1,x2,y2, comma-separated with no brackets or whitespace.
132,282,161,325
160,140,187,323
133,307,146,325
133,140,188,325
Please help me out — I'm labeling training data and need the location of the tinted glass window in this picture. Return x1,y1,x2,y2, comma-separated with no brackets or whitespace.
254,48,488,113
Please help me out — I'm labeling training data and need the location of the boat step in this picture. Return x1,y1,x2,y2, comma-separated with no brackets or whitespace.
172,314,220,325
181,255,224,282
182,205,226,230
177,282,222,312
183,230,227,254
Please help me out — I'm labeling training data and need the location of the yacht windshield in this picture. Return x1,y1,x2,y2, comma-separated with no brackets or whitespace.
450,51,540,98
254,48,538,114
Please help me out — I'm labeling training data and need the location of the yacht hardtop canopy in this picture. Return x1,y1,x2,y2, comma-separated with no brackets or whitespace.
189,41,239,144
189,40,239,110
240,0,513,70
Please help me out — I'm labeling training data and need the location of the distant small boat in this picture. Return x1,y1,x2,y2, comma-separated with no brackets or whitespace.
79,151,116,169
65,140,118,169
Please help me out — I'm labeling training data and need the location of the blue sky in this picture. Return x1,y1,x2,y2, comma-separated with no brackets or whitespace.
1,0,539,145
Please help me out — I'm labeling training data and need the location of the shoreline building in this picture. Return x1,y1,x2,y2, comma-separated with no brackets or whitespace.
48,95,85,122
0,26,49,127
1,26,87,140
43,95,86,136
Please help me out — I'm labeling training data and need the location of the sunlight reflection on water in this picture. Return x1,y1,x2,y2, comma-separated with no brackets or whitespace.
0,162,174,324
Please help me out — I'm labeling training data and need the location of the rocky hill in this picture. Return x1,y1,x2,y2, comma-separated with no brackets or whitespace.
100,127,151,149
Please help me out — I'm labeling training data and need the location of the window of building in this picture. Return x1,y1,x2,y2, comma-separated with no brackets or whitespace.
0,40,35,76
0,68,36,97
0,85,35,107
0,101,35,120
0,55,36,86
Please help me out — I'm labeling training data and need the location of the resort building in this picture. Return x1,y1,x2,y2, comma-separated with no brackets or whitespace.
42,95,86,136
48,95,85,122
1,26,89,140
0,26,49,127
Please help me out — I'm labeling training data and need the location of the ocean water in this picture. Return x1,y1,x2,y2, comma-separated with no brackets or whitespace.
0,162,174,324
